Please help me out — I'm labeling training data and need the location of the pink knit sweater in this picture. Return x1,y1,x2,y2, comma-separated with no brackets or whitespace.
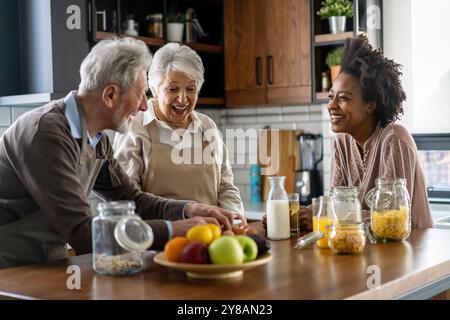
331,122,434,228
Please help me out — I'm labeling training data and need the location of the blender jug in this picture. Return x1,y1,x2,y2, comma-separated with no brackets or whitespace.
295,133,323,205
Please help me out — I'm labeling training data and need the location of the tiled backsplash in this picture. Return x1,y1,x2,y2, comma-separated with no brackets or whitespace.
0,106,36,136
198,104,334,204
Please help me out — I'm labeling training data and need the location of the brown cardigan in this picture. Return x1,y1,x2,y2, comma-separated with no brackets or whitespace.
0,98,187,268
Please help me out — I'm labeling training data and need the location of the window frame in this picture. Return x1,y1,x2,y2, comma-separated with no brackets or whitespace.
413,133,450,203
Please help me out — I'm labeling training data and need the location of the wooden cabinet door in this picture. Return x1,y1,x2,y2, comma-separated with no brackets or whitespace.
265,0,311,104
224,0,266,107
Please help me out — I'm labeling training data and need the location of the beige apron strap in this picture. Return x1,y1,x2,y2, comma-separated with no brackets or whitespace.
148,121,161,144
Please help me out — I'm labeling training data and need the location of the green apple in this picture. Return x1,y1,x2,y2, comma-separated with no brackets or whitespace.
208,236,244,264
235,235,258,262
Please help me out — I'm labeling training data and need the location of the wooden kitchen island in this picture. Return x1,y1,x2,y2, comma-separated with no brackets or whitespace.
0,228,449,300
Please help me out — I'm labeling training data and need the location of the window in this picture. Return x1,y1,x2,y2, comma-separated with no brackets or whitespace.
413,134,450,202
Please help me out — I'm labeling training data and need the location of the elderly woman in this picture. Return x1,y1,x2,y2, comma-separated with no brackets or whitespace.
113,43,244,216
328,35,433,228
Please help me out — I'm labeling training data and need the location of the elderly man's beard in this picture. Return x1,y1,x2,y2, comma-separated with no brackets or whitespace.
113,104,132,134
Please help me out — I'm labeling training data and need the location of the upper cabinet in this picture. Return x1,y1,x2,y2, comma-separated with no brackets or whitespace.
224,0,311,107
89,0,225,107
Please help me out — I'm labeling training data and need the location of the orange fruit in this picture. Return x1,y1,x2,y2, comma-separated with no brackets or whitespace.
186,225,214,245
164,237,190,262
205,223,222,240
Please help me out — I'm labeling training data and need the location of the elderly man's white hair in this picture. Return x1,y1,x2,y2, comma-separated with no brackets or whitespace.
148,43,204,95
79,37,152,92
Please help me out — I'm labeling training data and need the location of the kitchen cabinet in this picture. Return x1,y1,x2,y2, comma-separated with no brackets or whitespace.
224,0,311,107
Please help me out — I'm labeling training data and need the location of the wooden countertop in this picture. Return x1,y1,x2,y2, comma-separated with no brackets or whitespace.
0,228,449,300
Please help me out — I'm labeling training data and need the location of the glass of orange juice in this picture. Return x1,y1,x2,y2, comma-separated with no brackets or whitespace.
313,195,336,249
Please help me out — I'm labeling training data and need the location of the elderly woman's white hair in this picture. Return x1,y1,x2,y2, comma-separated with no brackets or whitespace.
78,37,152,92
148,43,204,95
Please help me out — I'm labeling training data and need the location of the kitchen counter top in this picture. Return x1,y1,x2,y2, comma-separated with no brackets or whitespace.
0,226,449,300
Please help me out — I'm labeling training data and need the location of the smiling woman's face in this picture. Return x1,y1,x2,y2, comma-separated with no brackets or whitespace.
327,72,376,138
153,69,198,126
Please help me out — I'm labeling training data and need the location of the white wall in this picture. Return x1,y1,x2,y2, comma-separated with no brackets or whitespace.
383,0,450,133
410,0,450,133
383,0,413,130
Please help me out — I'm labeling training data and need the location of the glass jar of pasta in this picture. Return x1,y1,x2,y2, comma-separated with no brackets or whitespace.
329,222,366,254
366,178,411,242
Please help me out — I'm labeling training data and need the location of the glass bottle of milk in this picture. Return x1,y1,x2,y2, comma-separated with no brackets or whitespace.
266,176,290,240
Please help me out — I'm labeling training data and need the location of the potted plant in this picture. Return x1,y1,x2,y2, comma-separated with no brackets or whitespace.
166,4,185,42
325,48,343,83
317,0,353,34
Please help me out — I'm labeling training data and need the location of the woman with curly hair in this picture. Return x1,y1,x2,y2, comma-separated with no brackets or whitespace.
329,35,433,228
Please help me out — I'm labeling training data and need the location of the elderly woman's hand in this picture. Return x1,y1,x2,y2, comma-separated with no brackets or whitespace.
184,202,235,230
171,216,221,237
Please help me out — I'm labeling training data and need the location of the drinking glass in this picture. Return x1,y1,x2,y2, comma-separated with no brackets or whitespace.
288,193,300,237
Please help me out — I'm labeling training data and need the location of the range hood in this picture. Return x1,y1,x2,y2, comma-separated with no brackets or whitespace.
0,0,90,106
0,93,64,107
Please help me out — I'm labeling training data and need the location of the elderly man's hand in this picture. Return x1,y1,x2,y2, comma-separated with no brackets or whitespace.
184,202,236,231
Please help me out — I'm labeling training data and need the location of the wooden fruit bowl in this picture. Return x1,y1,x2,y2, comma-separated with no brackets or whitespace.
153,252,272,279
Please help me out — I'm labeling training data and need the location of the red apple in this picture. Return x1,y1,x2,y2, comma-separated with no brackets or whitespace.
178,242,210,264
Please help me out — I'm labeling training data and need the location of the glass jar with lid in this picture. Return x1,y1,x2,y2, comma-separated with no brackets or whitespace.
266,176,290,240
365,178,411,242
330,186,362,223
92,201,153,276
328,222,366,254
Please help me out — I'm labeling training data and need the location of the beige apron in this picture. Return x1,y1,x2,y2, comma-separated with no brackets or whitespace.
143,121,219,206
0,102,106,268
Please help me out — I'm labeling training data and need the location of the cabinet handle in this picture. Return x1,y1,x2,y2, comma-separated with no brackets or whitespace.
267,55,274,85
256,57,262,86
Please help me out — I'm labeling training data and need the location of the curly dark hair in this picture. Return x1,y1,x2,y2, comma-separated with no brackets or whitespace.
340,35,406,127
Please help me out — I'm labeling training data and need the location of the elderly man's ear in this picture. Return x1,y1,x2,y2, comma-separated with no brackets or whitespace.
102,84,120,109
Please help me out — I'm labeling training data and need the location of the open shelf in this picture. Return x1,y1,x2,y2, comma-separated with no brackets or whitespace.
314,31,353,45
197,97,224,105
184,42,223,54
96,31,165,46
95,32,223,53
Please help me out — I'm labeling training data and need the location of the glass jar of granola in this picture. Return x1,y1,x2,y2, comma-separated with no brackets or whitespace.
92,201,153,276
366,178,411,242
328,222,366,254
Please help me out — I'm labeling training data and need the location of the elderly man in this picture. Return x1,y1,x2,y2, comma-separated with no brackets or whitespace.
0,38,234,269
